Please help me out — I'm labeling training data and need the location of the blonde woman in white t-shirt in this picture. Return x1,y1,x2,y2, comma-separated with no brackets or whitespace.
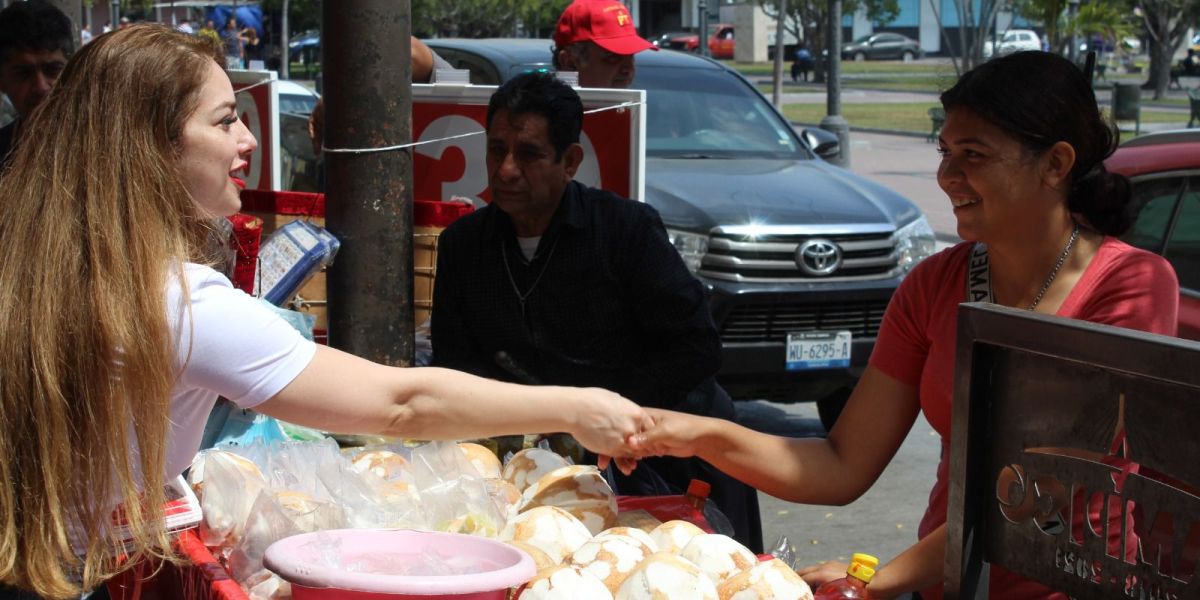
0,25,651,600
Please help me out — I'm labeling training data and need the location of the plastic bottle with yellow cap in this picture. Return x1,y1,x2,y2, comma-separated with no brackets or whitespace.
813,553,879,599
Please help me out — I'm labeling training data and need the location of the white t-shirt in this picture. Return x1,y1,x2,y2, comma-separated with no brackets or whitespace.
164,263,316,478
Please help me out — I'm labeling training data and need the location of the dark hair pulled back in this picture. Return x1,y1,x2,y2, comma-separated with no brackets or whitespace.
940,51,1133,235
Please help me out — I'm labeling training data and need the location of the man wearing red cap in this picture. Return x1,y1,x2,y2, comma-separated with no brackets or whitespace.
553,0,657,88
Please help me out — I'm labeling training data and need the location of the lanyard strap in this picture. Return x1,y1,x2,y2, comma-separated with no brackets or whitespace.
967,242,994,303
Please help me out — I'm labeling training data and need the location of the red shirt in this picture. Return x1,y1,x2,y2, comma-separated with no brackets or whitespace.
870,238,1179,600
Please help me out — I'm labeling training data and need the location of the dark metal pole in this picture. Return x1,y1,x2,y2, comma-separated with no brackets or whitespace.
280,0,289,79
698,0,709,58
323,0,414,366
819,0,850,166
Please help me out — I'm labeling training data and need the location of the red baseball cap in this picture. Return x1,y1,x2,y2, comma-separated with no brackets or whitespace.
554,0,657,56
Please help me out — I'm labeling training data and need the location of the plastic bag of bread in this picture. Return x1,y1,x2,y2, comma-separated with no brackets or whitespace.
717,558,814,600
408,441,505,536
615,552,718,600
191,449,267,548
518,464,617,535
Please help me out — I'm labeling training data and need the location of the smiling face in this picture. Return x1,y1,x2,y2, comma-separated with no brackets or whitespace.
0,48,67,118
178,61,257,218
486,109,582,236
936,108,1063,244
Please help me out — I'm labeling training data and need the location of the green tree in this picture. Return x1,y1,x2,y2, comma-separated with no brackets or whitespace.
758,0,900,83
926,0,1006,74
259,0,322,35
1137,0,1200,99
411,0,569,38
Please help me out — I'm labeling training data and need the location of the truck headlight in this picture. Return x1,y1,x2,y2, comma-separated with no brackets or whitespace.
895,216,936,273
667,229,709,273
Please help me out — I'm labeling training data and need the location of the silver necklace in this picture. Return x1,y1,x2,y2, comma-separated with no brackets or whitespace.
1028,224,1080,311
501,236,560,319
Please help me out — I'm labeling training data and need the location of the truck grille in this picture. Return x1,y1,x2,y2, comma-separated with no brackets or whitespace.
699,231,900,283
719,300,889,343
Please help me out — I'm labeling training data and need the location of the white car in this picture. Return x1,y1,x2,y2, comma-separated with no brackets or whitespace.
983,29,1041,58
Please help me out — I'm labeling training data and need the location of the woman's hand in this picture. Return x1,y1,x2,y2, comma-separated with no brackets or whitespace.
796,560,849,589
627,408,710,459
565,387,653,473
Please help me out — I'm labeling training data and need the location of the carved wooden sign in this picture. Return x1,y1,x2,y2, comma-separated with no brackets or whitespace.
945,303,1200,600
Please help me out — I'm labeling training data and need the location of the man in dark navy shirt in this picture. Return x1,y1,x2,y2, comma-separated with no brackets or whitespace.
0,1,73,169
431,72,762,551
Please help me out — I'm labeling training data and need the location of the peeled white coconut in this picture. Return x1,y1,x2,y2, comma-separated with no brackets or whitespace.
594,527,658,555
458,442,503,479
503,448,571,492
649,519,706,554
567,535,653,594
717,558,814,600
519,464,617,535
506,541,558,572
350,449,409,481
518,564,613,600
679,534,759,587
615,552,718,600
499,505,593,564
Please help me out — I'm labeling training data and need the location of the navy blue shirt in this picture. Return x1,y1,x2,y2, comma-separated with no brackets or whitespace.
431,180,722,410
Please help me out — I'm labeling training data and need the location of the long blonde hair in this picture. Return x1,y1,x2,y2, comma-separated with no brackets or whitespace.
0,25,224,598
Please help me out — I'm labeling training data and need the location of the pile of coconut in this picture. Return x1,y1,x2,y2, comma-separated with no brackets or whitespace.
496,448,813,600
188,440,812,600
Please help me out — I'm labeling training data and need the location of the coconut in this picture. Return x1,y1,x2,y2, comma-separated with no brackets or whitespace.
519,465,617,535
717,558,814,600
499,505,593,564
350,449,409,481
594,527,658,555
518,564,613,600
502,448,570,492
506,541,558,572
679,534,758,587
649,519,706,555
615,552,718,600
567,535,652,594
459,442,503,479
615,509,662,533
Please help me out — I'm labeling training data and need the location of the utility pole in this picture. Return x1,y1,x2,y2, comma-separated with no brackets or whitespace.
772,0,788,107
819,0,849,166
323,0,415,366
281,0,290,79
698,0,709,58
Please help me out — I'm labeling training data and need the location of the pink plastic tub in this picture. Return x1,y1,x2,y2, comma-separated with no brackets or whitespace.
263,529,535,600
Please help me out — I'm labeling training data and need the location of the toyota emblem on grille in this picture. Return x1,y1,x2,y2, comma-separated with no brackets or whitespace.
795,239,842,276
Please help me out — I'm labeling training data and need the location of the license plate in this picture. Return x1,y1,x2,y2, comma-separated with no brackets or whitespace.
786,330,852,370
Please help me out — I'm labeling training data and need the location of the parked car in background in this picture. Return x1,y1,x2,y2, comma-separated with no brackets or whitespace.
982,28,1041,58
276,79,321,192
649,24,735,59
651,31,694,51
426,39,938,427
1106,129,1200,341
840,32,923,61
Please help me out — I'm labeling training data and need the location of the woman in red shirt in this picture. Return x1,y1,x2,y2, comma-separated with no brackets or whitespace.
630,51,1179,599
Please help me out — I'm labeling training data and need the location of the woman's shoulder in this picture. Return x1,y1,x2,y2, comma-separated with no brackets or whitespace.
1092,237,1178,282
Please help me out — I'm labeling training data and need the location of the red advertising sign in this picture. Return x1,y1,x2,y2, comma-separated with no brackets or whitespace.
412,85,644,205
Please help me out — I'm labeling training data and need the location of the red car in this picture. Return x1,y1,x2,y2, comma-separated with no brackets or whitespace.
652,24,735,59
1105,129,1200,340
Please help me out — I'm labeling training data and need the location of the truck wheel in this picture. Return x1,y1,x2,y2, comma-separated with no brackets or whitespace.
853,52,866,62
816,387,852,433
902,50,915,62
